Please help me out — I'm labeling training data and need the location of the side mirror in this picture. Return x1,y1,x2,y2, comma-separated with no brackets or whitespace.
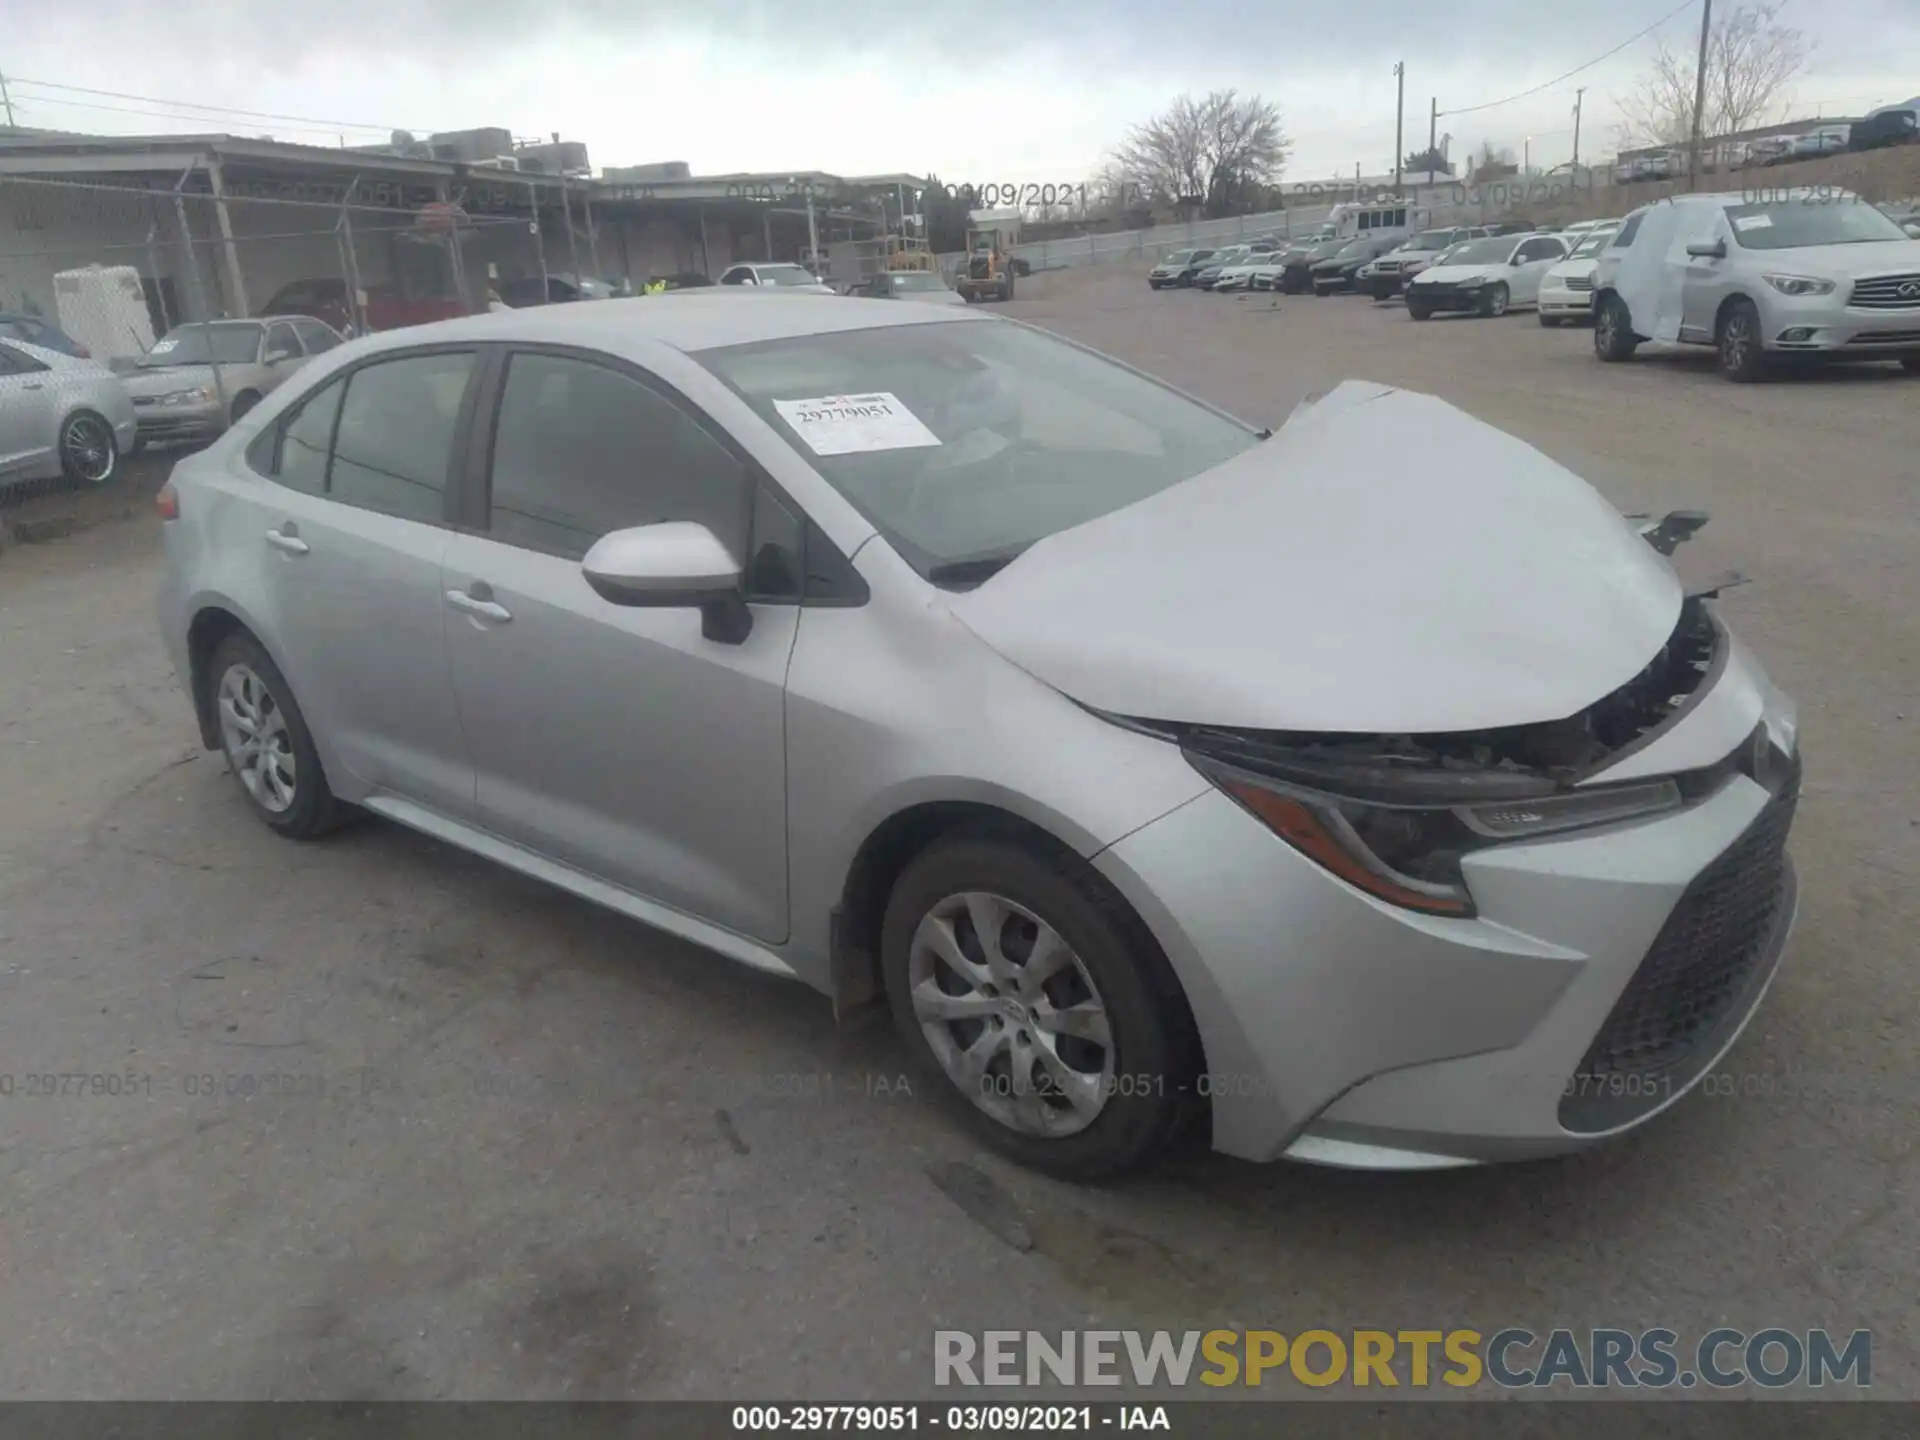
581,522,752,644
1686,239,1728,260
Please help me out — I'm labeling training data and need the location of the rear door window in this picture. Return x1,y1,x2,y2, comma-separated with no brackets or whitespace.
328,351,476,524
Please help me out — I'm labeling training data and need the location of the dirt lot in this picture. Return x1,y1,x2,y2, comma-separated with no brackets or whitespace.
0,270,1916,1402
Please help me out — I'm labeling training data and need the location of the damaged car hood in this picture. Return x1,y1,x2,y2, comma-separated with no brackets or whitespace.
950,381,1683,733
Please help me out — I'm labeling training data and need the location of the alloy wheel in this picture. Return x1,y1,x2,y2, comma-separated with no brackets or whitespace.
217,662,298,813
62,415,114,484
907,890,1115,1138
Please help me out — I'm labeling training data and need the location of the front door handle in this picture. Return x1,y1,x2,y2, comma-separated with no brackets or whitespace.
446,588,512,623
265,526,309,555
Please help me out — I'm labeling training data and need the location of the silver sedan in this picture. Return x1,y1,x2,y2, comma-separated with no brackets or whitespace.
156,296,1801,1180
0,337,136,488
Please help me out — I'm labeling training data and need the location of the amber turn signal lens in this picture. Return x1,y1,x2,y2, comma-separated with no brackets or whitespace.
155,480,179,521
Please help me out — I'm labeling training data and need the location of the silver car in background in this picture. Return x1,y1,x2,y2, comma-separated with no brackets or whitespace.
1592,191,1920,380
157,296,1801,1180
123,316,343,449
0,336,136,488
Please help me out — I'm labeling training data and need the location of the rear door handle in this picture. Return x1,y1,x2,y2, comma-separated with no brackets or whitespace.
446,589,512,623
265,527,309,555
23,382,45,391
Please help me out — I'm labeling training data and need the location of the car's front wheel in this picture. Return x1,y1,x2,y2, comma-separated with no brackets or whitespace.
1539,312,1562,328
1593,294,1639,361
882,832,1200,1180
208,631,343,839
1717,298,1769,382
1407,298,1433,320
58,411,117,485
1479,282,1510,318
1899,356,1920,374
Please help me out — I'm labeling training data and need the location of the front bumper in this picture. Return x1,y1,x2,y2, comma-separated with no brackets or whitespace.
1407,282,1492,312
1538,281,1596,316
1094,630,1800,1167
1760,288,1920,353
133,399,226,444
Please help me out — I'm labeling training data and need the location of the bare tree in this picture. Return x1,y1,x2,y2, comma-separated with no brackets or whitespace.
1617,2,1810,146
1112,90,1290,218
1468,140,1517,183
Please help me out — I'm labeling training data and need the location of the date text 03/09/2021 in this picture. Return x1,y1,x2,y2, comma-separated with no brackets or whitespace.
731,1404,1170,1432
922,183,1150,211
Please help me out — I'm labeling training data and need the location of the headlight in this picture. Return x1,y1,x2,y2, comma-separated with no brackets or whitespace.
1455,274,1486,287
1763,274,1835,296
1189,754,1683,918
162,386,214,406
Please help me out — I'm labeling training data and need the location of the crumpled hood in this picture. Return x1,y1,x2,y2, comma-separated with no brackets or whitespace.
950,380,1683,733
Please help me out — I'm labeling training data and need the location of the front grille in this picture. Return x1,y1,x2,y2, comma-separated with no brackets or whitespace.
1564,275,1594,292
1559,751,1800,1134
1849,273,1920,309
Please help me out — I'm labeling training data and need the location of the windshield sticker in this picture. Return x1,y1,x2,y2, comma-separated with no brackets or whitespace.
148,338,177,354
1733,214,1773,231
773,393,942,455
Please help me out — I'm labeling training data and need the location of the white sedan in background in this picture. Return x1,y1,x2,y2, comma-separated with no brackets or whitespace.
1538,228,1621,327
1211,256,1268,292
1405,233,1571,319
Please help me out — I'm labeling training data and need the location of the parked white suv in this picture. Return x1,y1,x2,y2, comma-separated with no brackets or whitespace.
1591,191,1920,381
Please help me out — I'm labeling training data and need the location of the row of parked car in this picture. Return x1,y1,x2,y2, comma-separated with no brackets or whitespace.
1147,193,1920,381
0,312,350,492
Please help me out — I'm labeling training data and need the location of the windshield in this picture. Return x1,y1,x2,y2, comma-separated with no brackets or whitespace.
759,265,820,286
1724,200,1910,250
1163,250,1194,264
697,321,1259,582
1209,249,1245,264
1333,239,1372,260
1569,231,1616,259
139,323,261,367
1440,236,1520,267
888,272,948,292
1408,229,1455,250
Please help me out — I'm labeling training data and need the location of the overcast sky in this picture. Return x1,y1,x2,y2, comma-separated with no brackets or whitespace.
4,1,1915,183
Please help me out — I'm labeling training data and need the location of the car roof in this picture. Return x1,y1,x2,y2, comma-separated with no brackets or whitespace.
341,291,981,358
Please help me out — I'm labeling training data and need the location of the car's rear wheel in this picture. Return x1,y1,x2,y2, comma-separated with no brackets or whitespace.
1717,299,1769,382
881,832,1200,1181
1593,294,1639,361
1900,356,1920,373
1479,282,1510,318
58,411,117,485
209,632,343,839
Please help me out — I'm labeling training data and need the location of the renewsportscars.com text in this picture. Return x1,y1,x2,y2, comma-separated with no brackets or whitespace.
934,1328,1871,1390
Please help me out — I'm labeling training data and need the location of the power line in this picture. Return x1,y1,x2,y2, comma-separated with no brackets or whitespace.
3,76,431,136
0,92,368,138
1440,0,1697,117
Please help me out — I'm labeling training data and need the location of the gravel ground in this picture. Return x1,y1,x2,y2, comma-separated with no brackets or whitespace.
0,271,1914,1402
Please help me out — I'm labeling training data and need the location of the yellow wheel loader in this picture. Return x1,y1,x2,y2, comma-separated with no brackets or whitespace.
956,227,1017,302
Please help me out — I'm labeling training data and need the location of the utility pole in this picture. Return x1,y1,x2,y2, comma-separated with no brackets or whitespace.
1429,97,1439,172
1688,0,1713,190
1393,62,1406,196
1572,87,1586,168
0,72,15,128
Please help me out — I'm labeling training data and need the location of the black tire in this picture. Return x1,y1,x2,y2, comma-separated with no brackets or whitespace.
57,410,118,485
1717,298,1769,382
1479,282,1511,318
881,831,1202,1181
1539,313,1563,328
127,434,148,458
1148,279,1162,290
1593,294,1639,361
1903,357,1920,373
230,390,262,424
206,631,344,840
1407,300,1433,321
